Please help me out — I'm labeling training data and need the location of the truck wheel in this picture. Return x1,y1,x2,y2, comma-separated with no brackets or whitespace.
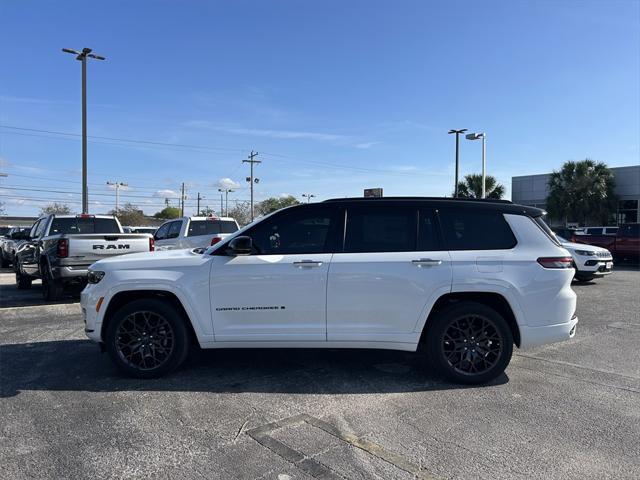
1,255,9,268
16,269,32,289
42,266,64,301
424,302,513,385
105,298,190,379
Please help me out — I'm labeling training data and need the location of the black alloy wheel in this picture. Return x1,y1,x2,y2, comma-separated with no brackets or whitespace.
425,301,513,384
105,298,189,378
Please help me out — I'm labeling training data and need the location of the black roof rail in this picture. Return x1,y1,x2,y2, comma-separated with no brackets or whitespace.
322,196,513,204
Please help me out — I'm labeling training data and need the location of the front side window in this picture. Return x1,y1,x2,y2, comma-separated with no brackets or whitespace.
418,209,443,251
440,209,517,251
167,221,182,239
154,222,171,240
619,223,639,238
344,207,416,253
246,207,337,255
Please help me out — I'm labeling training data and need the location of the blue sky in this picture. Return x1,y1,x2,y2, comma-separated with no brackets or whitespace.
1,0,638,216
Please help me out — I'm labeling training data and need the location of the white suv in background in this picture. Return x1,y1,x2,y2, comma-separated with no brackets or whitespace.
556,235,613,282
153,216,239,250
81,198,578,384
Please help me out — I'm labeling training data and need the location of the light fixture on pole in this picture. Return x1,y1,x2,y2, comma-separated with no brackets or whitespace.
465,132,487,198
218,188,235,216
106,181,128,215
62,47,106,214
448,129,467,197
302,193,315,203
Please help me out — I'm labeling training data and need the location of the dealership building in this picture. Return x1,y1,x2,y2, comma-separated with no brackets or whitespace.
511,165,640,224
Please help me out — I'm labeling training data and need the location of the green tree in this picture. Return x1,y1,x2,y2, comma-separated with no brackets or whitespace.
454,174,505,199
199,207,216,216
39,202,72,215
546,159,617,226
257,195,300,215
110,203,145,226
227,202,252,226
153,206,181,219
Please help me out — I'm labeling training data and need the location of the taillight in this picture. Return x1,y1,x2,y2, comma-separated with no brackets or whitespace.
537,257,574,269
149,236,155,252
210,236,222,246
57,238,69,258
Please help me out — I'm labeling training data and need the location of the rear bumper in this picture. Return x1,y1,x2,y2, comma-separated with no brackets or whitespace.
519,316,578,349
52,265,90,279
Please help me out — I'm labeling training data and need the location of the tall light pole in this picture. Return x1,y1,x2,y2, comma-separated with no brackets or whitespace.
218,188,234,216
62,47,106,214
448,129,467,197
243,151,260,221
106,181,128,215
465,132,487,198
302,193,315,203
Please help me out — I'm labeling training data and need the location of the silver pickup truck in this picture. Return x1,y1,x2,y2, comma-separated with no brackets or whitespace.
15,214,154,300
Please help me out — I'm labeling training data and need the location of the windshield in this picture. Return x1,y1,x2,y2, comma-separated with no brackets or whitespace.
50,217,121,235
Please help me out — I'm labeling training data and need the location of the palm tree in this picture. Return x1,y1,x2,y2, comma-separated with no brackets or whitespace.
454,174,505,199
546,159,616,226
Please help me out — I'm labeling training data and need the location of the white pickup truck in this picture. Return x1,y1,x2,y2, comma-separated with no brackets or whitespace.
15,214,155,300
153,216,239,250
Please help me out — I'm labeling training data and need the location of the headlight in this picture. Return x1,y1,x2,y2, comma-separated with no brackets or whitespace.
574,250,595,256
87,270,105,284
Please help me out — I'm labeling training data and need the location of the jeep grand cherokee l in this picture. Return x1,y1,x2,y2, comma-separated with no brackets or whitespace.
81,197,578,384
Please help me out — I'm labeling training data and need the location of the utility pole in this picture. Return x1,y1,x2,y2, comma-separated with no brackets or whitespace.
302,193,315,203
180,182,186,217
196,192,203,215
106,181,128,215
62,47,106,214
243,151,261,221
448,129,467,197
218,188,235,216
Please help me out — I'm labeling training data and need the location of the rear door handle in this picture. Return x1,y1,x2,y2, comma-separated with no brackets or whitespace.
411,258,442,267
293,260,324,268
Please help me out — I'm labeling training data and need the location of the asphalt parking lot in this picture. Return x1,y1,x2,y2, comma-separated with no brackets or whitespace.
1,267,639,479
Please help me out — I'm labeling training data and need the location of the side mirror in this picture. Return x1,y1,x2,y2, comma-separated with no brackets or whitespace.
226,236,252,256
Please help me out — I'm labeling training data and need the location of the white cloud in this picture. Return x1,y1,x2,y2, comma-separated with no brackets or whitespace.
154,189,180,198
216,178,241,190
354,142,381,149
188,121,352,144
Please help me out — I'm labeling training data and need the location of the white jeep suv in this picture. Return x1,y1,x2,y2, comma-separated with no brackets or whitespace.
81,198,578,384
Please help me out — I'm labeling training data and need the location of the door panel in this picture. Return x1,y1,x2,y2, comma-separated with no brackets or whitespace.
210,253,332,341
327,251,451,341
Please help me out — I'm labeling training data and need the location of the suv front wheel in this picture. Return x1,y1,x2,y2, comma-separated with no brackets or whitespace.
105,298,190,378
425,301,513,384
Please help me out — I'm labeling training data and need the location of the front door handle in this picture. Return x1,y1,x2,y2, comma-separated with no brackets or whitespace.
411,258,442,267
293,260,324,268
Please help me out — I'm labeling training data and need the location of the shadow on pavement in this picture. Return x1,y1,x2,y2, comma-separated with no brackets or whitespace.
0,339,508,397
0,282,78,308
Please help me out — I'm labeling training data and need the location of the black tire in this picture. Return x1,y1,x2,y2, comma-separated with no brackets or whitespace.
105,298,190,379
16,269,32,289
1,255,9,268
424,301,513,385
42,265,64,301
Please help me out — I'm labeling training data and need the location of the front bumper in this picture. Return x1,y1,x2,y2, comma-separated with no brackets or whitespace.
519,315,578,349
81,286,104,342
575,257,613,276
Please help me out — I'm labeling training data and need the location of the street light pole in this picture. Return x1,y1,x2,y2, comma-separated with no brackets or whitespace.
62,47,106,214
465,132,486,198
448,129,467,197
218,189,235,216
302,193,315,203
106,181,128,215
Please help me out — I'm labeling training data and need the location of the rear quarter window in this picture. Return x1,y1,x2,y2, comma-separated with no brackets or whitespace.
439,209,517,251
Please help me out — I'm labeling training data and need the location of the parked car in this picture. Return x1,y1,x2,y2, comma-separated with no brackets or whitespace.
1,227,30,267
582,226,618,236
123,226,157,235
555,235,613,282
575,223,640,261
16,214,156,300
81,197,578,384
153,216,239,250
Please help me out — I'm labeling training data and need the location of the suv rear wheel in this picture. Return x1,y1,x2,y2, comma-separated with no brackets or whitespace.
424,301,513,384
105,298,190,379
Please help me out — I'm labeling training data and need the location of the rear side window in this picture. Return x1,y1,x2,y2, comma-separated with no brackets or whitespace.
604,227,618,235
440,210,517,250
187,219,238,237
49,217,120,235
585,228,602,235
344,207,416,253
